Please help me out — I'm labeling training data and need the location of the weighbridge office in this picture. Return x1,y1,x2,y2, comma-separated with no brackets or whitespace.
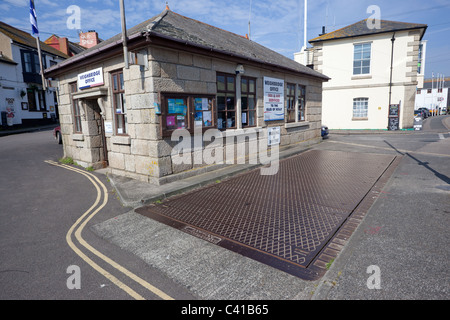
51,45,325,185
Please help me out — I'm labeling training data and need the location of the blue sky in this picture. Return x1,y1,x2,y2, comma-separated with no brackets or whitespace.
1,0,450,79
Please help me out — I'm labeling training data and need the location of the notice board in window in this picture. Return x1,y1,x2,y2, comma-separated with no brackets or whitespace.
264,77,285,121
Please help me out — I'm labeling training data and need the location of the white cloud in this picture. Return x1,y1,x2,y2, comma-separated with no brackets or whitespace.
3,0,28,8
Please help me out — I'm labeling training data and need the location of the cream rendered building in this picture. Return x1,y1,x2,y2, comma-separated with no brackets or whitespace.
295,19,427,130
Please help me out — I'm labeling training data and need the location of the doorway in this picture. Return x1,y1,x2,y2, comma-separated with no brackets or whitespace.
85,99,109,168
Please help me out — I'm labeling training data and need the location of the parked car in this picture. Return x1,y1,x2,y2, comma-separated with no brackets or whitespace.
418,108,430,118
414,109,424,119
321,125,329,139
53,126,62,144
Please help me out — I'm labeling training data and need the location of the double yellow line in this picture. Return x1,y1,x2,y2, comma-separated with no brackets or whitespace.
45,160,173,300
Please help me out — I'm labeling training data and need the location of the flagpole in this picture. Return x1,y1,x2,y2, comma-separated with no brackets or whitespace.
30,0,46,90
35,36,46,90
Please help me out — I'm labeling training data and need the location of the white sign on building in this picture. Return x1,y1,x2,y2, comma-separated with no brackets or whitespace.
78,67,104,90
267,126,281,146
263,77,284,121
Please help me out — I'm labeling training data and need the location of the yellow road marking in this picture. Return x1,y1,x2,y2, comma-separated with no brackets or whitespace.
45,160,174,300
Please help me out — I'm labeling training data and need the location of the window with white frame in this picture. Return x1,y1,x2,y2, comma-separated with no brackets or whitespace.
111,70,127,135
353,43,371,75
353,98,369,118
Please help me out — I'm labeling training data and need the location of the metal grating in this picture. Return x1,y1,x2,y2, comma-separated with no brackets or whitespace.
136,150,396,280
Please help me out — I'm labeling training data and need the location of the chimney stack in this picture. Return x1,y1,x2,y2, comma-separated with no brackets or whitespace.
79,30,99,49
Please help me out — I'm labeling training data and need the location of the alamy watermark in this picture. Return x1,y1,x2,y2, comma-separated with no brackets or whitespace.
66,5,81,30
367,265,381,289
366,5,381,30
66,265,81,290
171,127,280,176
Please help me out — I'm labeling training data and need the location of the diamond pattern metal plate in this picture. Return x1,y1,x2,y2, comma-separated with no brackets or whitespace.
136,150,397,280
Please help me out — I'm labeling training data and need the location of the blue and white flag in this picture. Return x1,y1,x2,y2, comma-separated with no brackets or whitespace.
29,0,39,37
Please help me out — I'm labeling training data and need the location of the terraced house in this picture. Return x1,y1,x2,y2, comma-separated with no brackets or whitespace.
0,21,67,127
45,7,328,184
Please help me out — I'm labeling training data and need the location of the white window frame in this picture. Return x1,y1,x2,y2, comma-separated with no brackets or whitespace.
353,98,369,119
353,43,371,75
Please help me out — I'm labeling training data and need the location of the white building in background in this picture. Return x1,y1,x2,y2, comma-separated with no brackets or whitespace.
295,19,428,130
0,21,67,127
415,77,449,114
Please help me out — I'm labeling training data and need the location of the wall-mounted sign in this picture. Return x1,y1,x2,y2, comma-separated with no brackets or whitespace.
104,121,113,134
78,67,104,90
267,126,281,146
264,77,284,121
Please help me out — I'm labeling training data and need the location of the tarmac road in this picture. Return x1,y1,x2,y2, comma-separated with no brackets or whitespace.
0,129,195,300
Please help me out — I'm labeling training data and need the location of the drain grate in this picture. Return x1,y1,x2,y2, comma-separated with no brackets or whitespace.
136,150,397,280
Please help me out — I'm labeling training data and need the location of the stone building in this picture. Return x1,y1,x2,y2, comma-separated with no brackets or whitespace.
45,7,328,184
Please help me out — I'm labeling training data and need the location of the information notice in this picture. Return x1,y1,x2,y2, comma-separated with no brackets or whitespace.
264,77,285,121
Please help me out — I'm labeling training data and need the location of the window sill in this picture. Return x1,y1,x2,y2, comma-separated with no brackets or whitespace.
352,117,368,121
222,128,259,139
352,75,372,80
72,133,84,141
285,121,309,129
111,135,131,145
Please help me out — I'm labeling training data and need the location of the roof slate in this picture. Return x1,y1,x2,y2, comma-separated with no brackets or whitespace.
310,19,427,43
45,9,328,80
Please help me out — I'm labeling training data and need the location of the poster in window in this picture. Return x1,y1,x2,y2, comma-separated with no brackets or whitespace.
168,99,176,113
195,98,203,111
177,115,185,129
168,99,187,114
167,115,176,127
203,98,210,111
242,112,247,124
194,112,203,127
203,111,212,127
263,77,285,121
176,99,187,114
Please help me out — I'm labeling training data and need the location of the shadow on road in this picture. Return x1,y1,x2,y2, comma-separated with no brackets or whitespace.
383,140,450,185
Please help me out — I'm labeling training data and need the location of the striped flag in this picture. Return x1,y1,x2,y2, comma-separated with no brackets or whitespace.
29,0,39,37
